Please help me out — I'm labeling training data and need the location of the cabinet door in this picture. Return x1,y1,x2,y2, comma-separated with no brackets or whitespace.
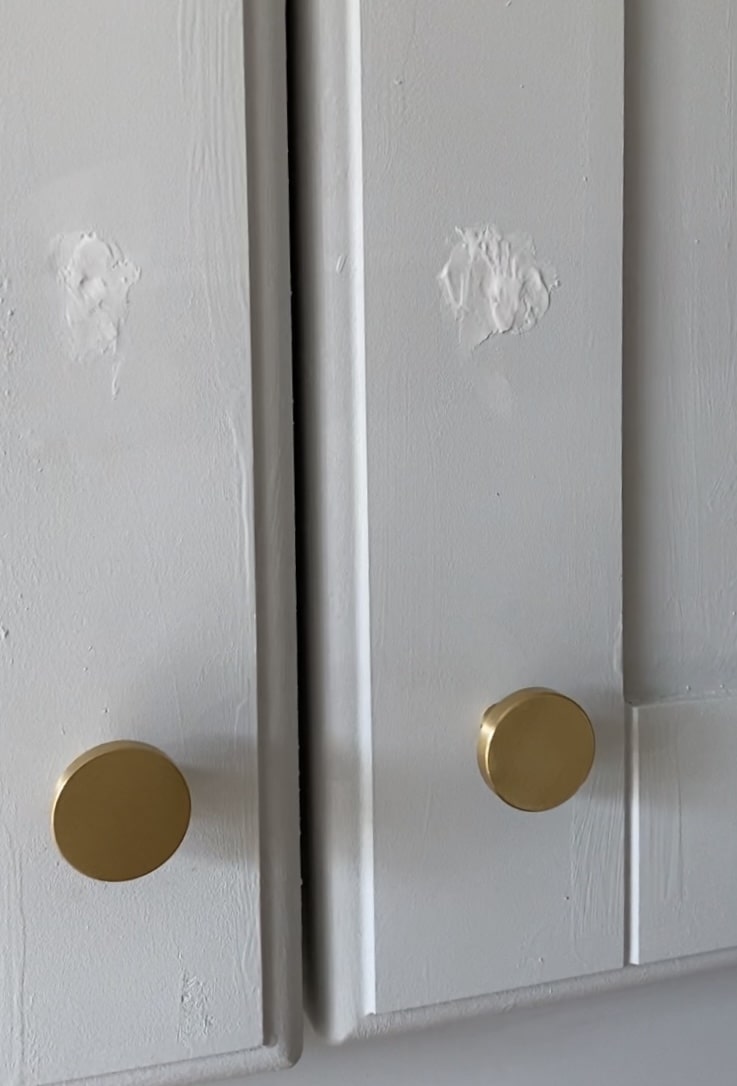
293,0,626,1039
0,3,300,1082
625,0,737,970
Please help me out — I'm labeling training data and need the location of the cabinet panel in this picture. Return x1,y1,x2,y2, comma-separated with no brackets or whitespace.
293,0,625,1039
0,3,300,1082
623,0,737,706
632,698,737,965
625,1,737,971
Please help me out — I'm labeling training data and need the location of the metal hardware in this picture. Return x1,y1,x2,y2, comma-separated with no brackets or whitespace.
52,740,191,881
477,688,595,811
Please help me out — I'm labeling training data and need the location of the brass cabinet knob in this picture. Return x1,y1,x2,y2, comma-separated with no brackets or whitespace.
52,741,191,881
477,688,595,812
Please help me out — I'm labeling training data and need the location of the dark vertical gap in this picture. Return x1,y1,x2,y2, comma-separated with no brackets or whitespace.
284,0,317,1017
242,2,303,1051
622,3,646,709
622,0,645,965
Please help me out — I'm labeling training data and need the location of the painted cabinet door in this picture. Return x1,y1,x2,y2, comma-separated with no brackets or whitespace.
0,3,300,1083
292,0,626,1040
625,0,737,971
295,0,737,1043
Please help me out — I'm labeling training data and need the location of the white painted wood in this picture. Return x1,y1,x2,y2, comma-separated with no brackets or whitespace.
0,2,300,1083
623,1,737,971
631,697,737,965
248,971,737,1086
293,0,625,1039
623,0,737,705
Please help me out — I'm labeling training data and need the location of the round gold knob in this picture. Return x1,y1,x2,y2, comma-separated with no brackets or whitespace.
477,688,595,811
52,741,191,881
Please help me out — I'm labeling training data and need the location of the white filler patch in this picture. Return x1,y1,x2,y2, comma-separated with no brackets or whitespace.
439,224,558,350
56,231,140,368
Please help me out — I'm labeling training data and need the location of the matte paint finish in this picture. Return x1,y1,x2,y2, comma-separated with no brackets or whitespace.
365,0,625,1017
293,0,737,1069
2,1,736,1083
247,974,737,1086
292,0,625,1040
287,2,737,1082
625,0,737,977
0,2,299,1083
624,0,737,703
632,697,737,965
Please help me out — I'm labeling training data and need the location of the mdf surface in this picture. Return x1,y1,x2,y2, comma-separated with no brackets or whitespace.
293,0,625,1039
0,3,300,1082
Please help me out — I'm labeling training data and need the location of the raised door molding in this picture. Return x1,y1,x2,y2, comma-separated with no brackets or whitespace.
0,2,300,1082
292,0,626,1042
290,0,737,1045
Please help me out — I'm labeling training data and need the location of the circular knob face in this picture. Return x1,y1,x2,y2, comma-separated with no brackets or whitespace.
52,741,191,881
477,688,595,811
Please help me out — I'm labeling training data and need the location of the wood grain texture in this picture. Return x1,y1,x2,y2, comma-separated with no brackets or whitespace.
632,697,737,965
0,2,300,1082
293,0,625,1039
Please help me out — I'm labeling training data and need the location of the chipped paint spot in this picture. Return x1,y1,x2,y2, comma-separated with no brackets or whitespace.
177,972,213,1045
0,274,16,360
438,224,558,350
55,232,140,394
